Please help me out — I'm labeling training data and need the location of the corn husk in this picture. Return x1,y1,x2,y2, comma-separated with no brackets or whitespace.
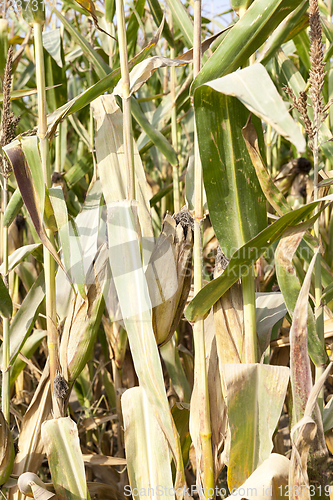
59,243,109,388
213,247,244,367
145,210,193,346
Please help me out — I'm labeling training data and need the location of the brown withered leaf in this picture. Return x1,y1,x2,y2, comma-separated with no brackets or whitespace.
74,0,116,39
176,26,233,62
3,141,70,280
204,311,227,481
242,118,290,217
213,248,244,368
83,454,126,466
289,363,333,500
289,250,319,421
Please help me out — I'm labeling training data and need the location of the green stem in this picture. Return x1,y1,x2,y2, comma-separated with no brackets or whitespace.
88,23,96,181
55,123,62,173
34,21,60,417
170,47,180,213
191,0,214,495
1,178,10,423
242,266,257,363
116,0,135,200
266,123,272,174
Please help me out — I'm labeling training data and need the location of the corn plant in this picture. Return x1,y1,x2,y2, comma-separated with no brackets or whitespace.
1,1,333,500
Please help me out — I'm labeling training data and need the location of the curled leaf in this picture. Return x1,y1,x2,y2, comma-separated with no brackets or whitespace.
3,140,70,280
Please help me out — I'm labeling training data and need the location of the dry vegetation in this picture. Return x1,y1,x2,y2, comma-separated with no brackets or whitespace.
1,0,333,499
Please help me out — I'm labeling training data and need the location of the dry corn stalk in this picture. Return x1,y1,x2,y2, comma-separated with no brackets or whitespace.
146,209,193,346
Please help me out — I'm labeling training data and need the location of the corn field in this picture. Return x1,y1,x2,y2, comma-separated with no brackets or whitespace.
2,0,333,499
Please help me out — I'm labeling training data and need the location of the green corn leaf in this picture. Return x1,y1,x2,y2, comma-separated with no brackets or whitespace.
160,337,191,403
321,281,333,305
0,275,12,318
185,197,332,322
199,64,305,152
131,97,178,166
258,0,308,66
0,86,61,103
293,31,311,72
43,28,63,68
46,20,165,137
147,0,174,47
165,0,193,48
64,157,93,189
0,271,45,368
53,9,111,79
0,243,42,275
223,363,289,490
3,188,24,227
194,90,267,258
191,0,301,93
127,0,146,58
0,19,8,81
10,329,47,386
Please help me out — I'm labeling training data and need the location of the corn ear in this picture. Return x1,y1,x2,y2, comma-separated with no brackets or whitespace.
59,244,109,389
0,409,14,485
146,210,193,346
41,417,90,500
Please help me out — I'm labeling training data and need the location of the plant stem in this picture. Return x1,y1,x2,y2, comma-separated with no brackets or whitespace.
54,124,62,173
313,102,325,408
191,0,214,495
116,0,135,200
242,267,257,363
266,123,272,174
34,21,60,417
171,47,180,213
1,178,10,423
